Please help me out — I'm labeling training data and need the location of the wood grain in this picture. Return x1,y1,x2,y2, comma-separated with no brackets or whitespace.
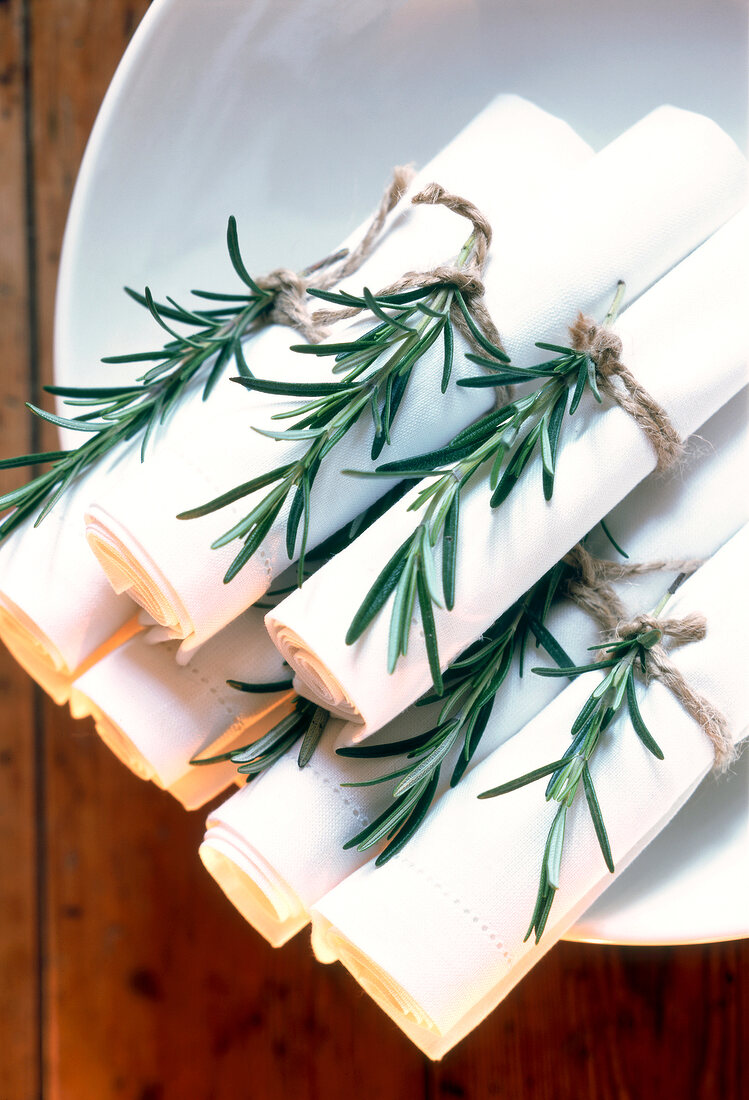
42,712,426,1099
0,2,746,1098
29,0,151,401
428,941,747,1100
0,2,39,1098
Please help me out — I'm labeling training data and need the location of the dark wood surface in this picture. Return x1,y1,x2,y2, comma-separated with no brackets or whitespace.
0,3,746,1098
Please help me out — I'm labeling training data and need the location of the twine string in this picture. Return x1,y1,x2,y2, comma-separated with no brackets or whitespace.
256,172,686,470
562,544,732,770
255,164,417,343
568,314,684,472
311,181,505,353
561,544,702,633
615,610,734,770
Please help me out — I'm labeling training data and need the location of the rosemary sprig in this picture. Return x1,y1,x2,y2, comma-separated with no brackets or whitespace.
190,693,329,777
177,233,502,588
0,218,309,541
478,574,683,945
336,565,575,865
346,283,626,689
190,484,416,777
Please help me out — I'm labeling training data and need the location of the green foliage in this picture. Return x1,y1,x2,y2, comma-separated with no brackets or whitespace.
0,218,276,540
346,284,626,690
337,566,575,865
179,238,483,588
478,579,677,944
190,694,328,776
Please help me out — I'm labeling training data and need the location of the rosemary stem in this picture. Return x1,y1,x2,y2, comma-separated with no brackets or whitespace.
651,580,680,620
604,279,626,327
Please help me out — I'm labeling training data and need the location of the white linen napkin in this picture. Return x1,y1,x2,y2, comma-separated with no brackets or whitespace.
309,525,749,1058
0,454,140,705
88,105,746,666
268,204,749,739
198,389,746,945
69,606,293,811
199,706,437,947
88,105,746,665
81,96,597,661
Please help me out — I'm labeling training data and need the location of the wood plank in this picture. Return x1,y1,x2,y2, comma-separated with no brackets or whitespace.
43,711,427,1098
0,1,40,1097
29,0,152,404
27,3,426,1096
21,1,749,1096
428,939,749,1098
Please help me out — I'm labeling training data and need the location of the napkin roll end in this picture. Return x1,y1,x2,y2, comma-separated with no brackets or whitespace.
85,506,194,640
0,596,140,706
70,690,158,782
0,595,71,703
199,827,308,948
310,915,440,1035
266,620,363,723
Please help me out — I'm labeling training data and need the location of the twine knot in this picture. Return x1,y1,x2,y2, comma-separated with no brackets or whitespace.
415,265,486,301
614,610,707,649
560,545,732,769
259,266,321,342
568,312,684,472
567,314,624,372
252,164,417,343
612,609,733,771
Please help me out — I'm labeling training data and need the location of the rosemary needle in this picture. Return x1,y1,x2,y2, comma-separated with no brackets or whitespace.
188,485,414,778
190,696,328,776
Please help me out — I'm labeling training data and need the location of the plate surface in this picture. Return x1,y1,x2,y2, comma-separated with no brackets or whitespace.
54,0,748,945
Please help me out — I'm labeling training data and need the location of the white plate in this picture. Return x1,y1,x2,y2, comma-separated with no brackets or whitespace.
54,0,748,945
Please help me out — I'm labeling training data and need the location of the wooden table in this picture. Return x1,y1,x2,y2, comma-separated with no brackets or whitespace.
0,3,746,1097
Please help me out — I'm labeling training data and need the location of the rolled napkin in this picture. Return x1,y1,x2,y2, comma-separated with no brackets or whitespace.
198,389,747,944
200,707,437,947
0,454,140,705
82,96,595,660
310,525,749,1058
69,606,293,811
268,204,749,738
88,105,746,664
